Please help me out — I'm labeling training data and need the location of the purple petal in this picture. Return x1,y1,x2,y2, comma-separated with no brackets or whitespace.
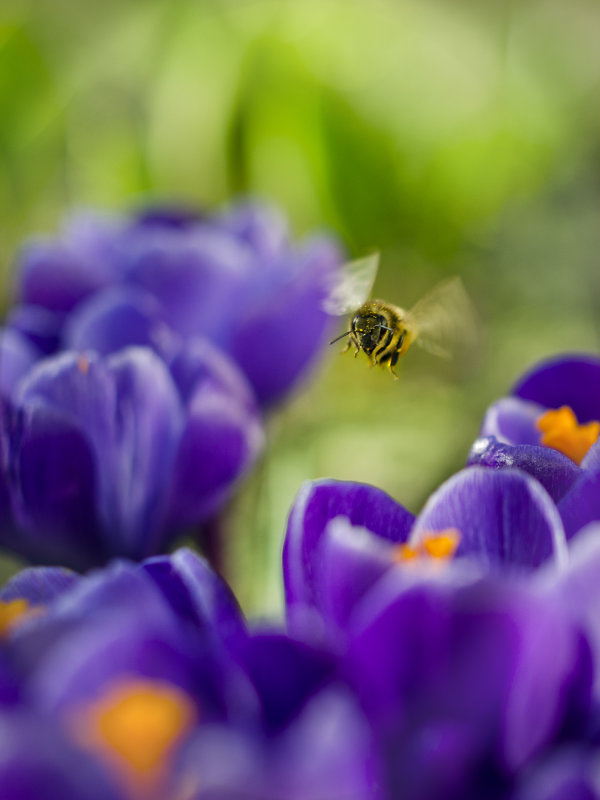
5,305,63,355
124,226,253,341
132,205,202,230
467,436,581,502
314,517,401,634
229,237,342,406
217,201,290,263
283,479,415,613
232,632,336,733
63,286,176,358
479,397,544,445
142,548,245,641
168,335,256,411
102,348,184,556
0,327,40,400
166,382,263,530
9,405,105,569
412,467,567,571
558,464,600,542
512,748,598,800
0,711,126,800
0,566,80,604
513,354,600,424
17,213,124,314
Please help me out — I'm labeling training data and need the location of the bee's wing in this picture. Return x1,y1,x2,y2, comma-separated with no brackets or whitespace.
405,276,476,359
322,252,379,315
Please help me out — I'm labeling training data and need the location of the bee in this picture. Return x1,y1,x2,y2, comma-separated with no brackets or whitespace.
324,253,475,379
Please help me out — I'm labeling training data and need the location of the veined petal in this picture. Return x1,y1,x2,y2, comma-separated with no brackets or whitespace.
412,467,567,571
283,479,415,612
468,436,581,502
479,397,544,446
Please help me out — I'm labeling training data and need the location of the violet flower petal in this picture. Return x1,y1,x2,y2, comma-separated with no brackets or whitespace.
166,383,263,531
513,354,600,424
142,548,246,641
284,479,415,613
0,327,40,400
467,436,581,502
0,711,126,800
558,463,600,542
479,397,545,446
412,467,567,571
0,566,80,604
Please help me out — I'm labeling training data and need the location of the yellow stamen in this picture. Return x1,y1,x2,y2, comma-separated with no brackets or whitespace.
69,678,196,798
0,598,42,636
394,529,461,563
536,406,600,465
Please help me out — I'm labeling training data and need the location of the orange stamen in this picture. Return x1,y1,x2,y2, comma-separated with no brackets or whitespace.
394,529,461,564
77,354,90,374
536,406,600,465
68,678,197,798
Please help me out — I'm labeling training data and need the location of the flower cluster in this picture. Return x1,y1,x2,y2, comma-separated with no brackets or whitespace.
0,202,342,568
3,198,600,797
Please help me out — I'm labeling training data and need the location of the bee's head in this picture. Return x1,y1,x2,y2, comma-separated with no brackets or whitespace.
352,312,388,354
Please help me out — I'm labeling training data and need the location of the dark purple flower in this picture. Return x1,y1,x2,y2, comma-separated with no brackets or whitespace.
10,202,343,407
1,346,262,569
468,355,600,540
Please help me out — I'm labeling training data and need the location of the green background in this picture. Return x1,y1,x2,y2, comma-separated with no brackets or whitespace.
1,0,600,614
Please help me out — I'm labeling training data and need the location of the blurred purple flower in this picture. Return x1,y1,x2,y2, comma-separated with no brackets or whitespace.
0,548,381,800
0,346,262,569
9,202,343,407
468,354,600,541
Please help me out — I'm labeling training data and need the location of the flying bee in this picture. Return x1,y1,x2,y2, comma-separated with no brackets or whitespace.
324,253,476,379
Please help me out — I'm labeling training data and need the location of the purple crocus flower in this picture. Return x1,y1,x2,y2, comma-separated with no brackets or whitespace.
0,345,262,569
284,469,567,640
9,202,343,407
468,354,600,541
0,548,381,800
283,476,597,800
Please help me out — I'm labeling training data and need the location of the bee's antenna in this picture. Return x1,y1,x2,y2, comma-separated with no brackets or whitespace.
329,330,352,345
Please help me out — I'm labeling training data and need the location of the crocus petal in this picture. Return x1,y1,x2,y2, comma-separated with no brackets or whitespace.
123,225,253,341
166,383,263,531
315,517,402,633
63,286,176,358
412,467,567,571
558,463,600,541
283,479,415,613
231,632,336,733
0,565,80,604
512,748,598,800
513,354,600,425
0,327,40,400
103,348,183,557
229,237,341,406
168,336,256,411
0,711,126,800
5,304,63,355
467,436,581,502
142,548,245,641
479,397,545,445
9,405,105,569
217,201,289,263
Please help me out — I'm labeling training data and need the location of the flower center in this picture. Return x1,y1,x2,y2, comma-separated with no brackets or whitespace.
536,406,600,465
68,677,197,798
0,598,41,636
394,528,461,563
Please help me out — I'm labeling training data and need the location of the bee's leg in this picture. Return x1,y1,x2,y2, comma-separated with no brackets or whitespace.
388,351,400,380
